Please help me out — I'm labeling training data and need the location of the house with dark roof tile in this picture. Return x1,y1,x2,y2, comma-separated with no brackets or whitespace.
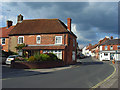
9,14,77,64
99,38,120,61
0,20,15,52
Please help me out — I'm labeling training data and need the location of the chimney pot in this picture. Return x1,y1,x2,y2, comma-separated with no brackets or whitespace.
111,36,113,39
67,18,71,31
7,20,13,28
17,14,23,23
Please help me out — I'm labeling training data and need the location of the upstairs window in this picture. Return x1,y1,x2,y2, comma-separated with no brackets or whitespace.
36,35,41,44
55,36,62,44
118,46,120,49
110,46,113,50
105,46,107,50
1,38,5,45
18,36,24,44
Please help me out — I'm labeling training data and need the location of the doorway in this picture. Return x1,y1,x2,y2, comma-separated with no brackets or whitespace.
110,53,114,60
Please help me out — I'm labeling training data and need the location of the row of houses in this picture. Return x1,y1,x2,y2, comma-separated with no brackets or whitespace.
82,36,120,61
0,14,77,65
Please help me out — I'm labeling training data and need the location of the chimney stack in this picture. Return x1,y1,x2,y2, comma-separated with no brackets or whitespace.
17,14,23,23
7,20,13,28
110,36,113,39
67,18,71,31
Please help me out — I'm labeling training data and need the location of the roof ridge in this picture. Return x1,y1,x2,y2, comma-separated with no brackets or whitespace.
23,18,59,21
57,19,68,32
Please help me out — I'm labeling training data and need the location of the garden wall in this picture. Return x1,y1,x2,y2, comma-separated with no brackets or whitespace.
11,61,65,69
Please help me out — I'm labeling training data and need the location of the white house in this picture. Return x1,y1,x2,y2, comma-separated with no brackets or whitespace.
99,39,120,61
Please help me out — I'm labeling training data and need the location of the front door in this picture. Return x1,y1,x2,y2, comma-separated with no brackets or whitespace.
110,53,114,60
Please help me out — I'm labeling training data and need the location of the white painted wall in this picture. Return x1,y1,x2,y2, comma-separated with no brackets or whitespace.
100,46,102,51
99,53,110,61
82,47,86,55
99,52,120,61
114,54,120,61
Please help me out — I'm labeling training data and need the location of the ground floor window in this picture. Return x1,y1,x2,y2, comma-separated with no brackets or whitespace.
43,50,62,59
1,38,5,45
72,51,76,61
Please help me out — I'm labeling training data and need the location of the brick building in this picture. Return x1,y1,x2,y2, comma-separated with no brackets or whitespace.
0,20,15,52
9,14,77,64
99,38,120,61
82,36,110,59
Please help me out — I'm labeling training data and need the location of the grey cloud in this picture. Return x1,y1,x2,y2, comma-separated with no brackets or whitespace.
2,2,118,48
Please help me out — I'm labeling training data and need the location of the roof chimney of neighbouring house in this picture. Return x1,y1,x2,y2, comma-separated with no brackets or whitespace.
17,14,23,23
110,36,113,39
7,20,13,28
67,18,71,31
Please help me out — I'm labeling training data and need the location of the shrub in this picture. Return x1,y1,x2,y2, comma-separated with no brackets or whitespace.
27,56,35,62
34,52,41,61
46,53,58,61
15,57,27,61
15,43,26,50
40,54,50,61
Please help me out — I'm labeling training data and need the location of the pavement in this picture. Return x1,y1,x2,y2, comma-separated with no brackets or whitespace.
91,57,120,89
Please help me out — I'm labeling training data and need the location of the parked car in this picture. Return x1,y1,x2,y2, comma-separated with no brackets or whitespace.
79,54,85,59
6,55,21,64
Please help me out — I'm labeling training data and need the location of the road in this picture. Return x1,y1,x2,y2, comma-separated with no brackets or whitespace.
2,57,114,88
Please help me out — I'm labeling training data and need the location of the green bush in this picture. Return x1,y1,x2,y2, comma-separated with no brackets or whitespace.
46,53,58,61
15,57,27,61
40,54,50,61
27,56,35,62
34,52,41,61
15,43,26,50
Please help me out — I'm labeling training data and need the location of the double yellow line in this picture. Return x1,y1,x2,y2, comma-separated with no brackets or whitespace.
90,64,116,89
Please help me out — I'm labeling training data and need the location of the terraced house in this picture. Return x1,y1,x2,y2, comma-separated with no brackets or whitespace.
9,14,77,64
0,20,15,52
99,38,120,61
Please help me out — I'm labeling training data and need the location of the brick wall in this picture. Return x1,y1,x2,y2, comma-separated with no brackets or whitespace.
9,33,77,64
9,34,67,52
102,45,118,51
0,38,9,52
9,36,18,52
65,34,77,64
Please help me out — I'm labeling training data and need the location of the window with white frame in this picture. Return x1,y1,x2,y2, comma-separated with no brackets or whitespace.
1,38,5,45
18,36,24,44
118,46,120,49
36,35,41,44
43,50,62,59
55,36,62,44
110,46,113,50
105,46,107,50
73,39,75,47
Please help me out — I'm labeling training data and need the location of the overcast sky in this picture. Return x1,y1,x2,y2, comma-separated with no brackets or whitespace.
0,2,118,48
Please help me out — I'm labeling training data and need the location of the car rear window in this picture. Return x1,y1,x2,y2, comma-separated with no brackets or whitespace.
8,56,16,58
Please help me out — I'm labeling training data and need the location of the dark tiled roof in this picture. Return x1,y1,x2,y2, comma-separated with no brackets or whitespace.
101,39,120,45
0,26,15,38
92,44,98,49
98,37,109,46
22,45,66,50
9,19,77,38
